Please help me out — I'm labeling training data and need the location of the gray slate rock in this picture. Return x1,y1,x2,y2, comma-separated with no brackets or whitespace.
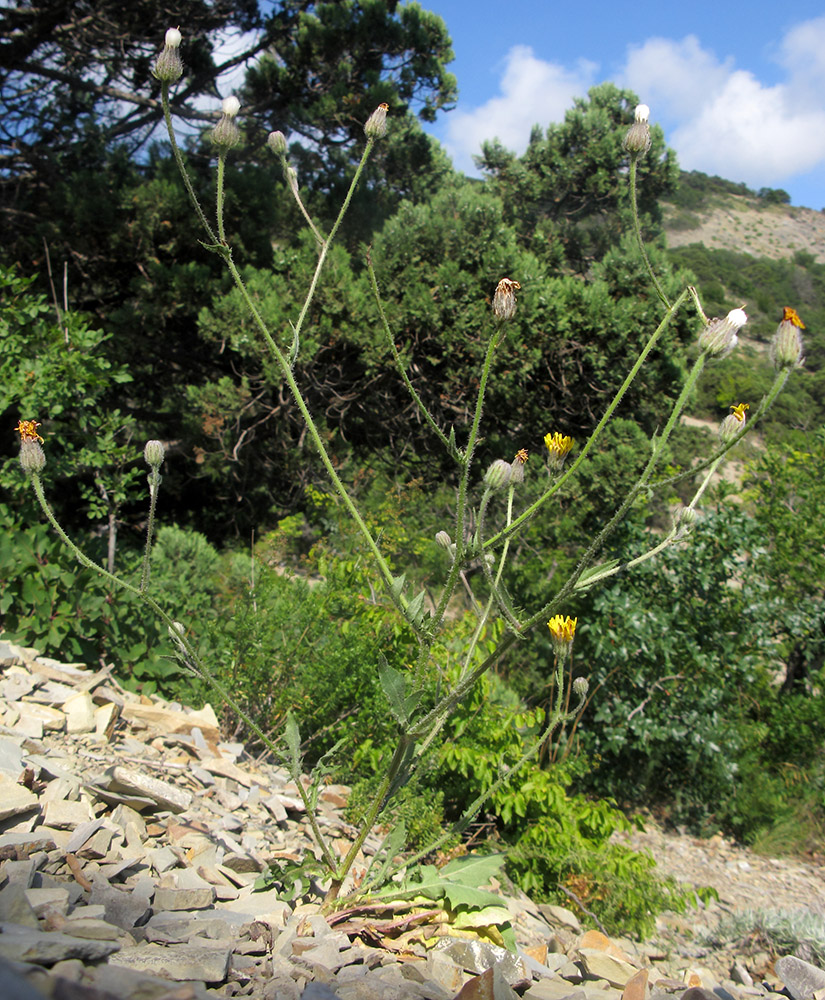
0,955,50,1000
775,956,825,1000
0,923,121,965
107,941,231,982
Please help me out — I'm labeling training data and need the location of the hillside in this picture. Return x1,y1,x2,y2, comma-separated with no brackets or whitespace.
661,171,825,263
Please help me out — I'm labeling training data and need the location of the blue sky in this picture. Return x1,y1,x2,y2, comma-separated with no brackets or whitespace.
414,0,825,210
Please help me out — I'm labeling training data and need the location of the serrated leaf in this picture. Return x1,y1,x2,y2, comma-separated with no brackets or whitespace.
406,588,427,624
440,853,506,886
390,573,406,599
378,656,413,726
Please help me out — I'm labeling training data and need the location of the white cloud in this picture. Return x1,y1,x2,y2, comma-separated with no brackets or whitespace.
440,19,825,195
622,35,733,118
444,45,597,174
620,21,825,188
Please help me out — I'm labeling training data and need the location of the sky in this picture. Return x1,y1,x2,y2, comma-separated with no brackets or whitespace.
412,0,825,210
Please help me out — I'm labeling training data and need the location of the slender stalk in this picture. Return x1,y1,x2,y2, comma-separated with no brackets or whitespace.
628,154,670,308
368,255,455,456
326,737,412,901
140,468,161,593
216,153,228,244
160,84,216,244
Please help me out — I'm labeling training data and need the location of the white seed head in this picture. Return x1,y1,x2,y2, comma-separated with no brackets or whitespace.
222,96,241,118
634,104,650,123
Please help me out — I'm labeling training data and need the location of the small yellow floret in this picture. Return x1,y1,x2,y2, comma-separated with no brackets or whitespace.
547,614,577,644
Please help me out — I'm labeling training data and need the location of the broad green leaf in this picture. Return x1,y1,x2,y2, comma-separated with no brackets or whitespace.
379,656,411,726
440,853,506,886
441,883,505,910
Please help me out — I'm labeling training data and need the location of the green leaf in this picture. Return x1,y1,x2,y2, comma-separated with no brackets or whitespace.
406,588,427,625
441,883,505,910
378,656,414,726
285,711,301,781
440,853,506,886
575,559,620,590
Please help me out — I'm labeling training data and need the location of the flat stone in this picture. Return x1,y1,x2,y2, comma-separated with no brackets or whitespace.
24,887,70,917
0,774,38,821
153,886,216,911
76,826,115,859
435,938,527,985
454,965,521,1000
61,916,123,940
776,957,825,1000
0,923,121,964
199,757,268,789
63,691,96,734
89,876,154,930
579,949,639,988
17,703,65,733
65,818,106,853
216,888,291,930
95,766,192,813
426,950,465,993
43,798,94,830
144,911,234,944
0,884,40,927
147,845,178,874
23,754,80,785
108,941,231,983
90,962,212,1000
0,737,25,778
523,982,583,1000
2,857,37,888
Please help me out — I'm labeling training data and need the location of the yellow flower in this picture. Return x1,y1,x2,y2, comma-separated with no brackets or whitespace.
547,614,577,656
730,402,749,423
544,431,573,470
15,419,44,443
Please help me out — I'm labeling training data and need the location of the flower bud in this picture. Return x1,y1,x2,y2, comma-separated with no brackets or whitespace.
267,130,288,156
719,402,748,444
364,103,389,139
492,278,520,321
572,676,589,699
770,308,805,370
484,459,512,490
19,440,46,475
544,431,574,471
699,308,748,359
154,28,183,83
509,448,528,484
212,98,241,150
623,104,651,155
435,530,452,549
144,440,166,468
673,505,698,538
